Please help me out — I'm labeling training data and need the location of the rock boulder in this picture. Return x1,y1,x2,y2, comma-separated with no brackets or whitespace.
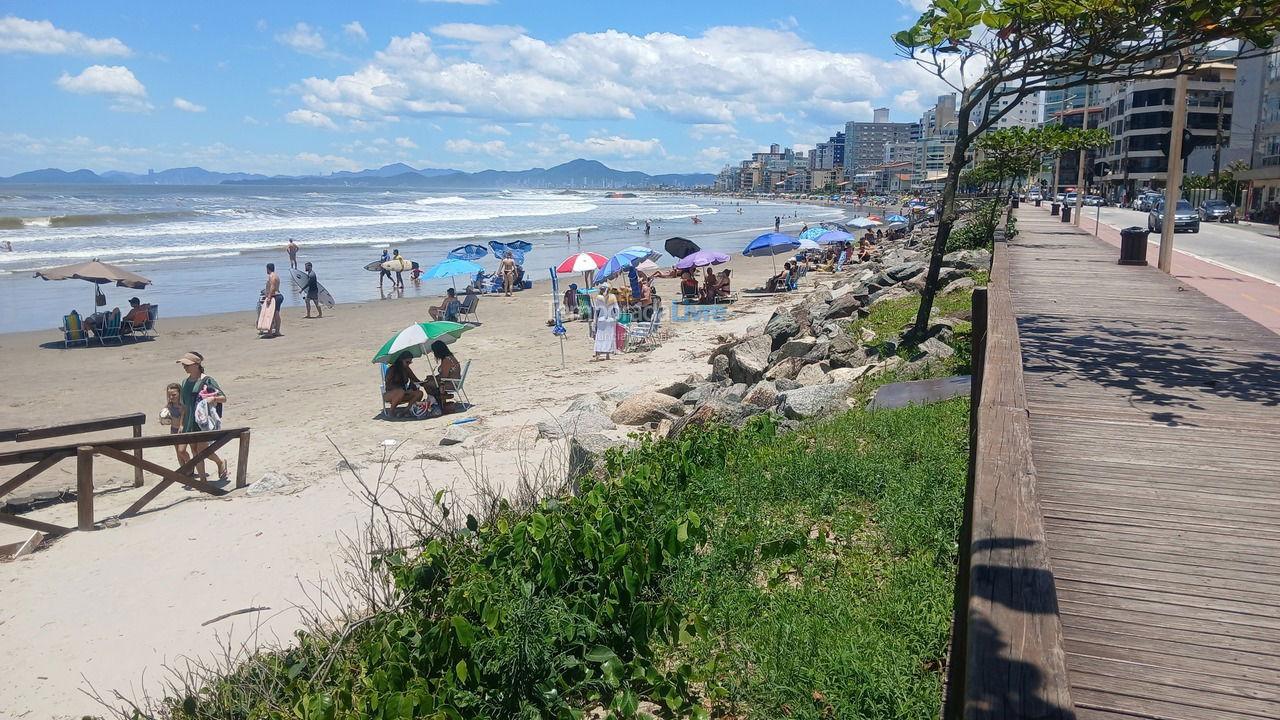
611,390,686,426
777,382,852,419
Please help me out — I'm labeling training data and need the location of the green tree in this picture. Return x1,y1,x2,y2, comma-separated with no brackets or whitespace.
893,0,1280,338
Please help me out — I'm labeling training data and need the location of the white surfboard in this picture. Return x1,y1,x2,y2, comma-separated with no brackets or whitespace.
289,267,336,308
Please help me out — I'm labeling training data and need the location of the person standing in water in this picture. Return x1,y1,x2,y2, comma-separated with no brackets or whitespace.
391,249,405,288
500,251,517,297
303,261,323,319
377,248,392,290
644,220,651,236
264,263,283,337
286,239,299,269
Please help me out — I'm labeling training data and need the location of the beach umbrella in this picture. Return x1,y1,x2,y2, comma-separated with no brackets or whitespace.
448,244,489,261
507,240,533,253
556,252,607,274
866,216,884,222
798,227,827,241
674,249,729,269
549,267,566,368
371,321,472,365
743,232,801,279
423,258,484,290
816,230,853,244
33,259,152,309
664,236,700,259
848,217,881,229
618,245,661,263
489,241,525,264
636,259,660,272
592,247,656,284
886,214,909,223
797,237,821,251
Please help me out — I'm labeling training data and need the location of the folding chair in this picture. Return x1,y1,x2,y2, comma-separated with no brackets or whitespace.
457,293,479,323
62,311,88,348
98,309,124,345
438,359,471,408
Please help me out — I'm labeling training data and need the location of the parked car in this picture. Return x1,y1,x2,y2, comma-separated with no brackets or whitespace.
1197,199,1237,223
1055,192,1066,203
1083,195,1106,206
1028,190,1042,201
1133,192,1162,212
1063,192,1079,206
1148,199,1200,233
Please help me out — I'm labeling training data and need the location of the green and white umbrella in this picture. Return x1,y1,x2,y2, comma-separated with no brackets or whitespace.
371,321,471,365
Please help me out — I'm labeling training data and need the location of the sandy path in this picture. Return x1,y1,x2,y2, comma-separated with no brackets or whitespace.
0,252,797,719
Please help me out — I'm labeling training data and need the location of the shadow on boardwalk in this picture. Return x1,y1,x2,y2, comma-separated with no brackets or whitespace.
1016,314,1280,423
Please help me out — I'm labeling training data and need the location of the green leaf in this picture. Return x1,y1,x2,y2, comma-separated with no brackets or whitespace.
450,615,475,647
530,512,547,540
455,658,468,684
465,514,478,532
585,645,618,663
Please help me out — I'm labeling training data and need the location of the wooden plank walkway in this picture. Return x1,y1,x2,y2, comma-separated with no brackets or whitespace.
1008,210,1280,720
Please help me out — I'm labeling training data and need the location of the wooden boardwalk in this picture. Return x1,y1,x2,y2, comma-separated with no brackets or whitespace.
1007,211,1280,720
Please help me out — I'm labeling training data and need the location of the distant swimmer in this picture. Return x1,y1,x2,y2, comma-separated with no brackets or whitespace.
2,241,11,251
287,239,299,269
691,216,702,224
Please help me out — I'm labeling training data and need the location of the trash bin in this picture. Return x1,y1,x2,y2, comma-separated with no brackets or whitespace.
1050,202,1060,216
1060,205,1072,222
1118,227,1149,266
1034,198,1042,207
1011,197,1020,208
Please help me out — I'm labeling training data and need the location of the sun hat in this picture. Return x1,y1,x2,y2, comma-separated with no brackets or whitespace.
177,352,202,366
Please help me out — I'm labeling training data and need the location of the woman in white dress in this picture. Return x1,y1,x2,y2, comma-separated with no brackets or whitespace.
592,286,619,361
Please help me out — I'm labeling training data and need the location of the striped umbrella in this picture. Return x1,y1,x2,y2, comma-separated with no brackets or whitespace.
371,322,471,365
556,252,608,274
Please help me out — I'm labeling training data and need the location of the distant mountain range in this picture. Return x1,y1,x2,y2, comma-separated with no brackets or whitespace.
0,159,714,189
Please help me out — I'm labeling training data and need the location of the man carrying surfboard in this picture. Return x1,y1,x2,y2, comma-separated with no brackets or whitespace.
303,262,323,319
263,263,283,337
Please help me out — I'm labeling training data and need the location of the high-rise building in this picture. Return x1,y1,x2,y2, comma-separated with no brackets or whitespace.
920,94,957,136
873,107,890,123
1238,38,1280,216
979,87,1043,129
813,132,845,170
844,118,919,174
1094,59,1238,198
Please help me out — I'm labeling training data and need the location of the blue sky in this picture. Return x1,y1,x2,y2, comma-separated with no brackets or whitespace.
0,0,945,176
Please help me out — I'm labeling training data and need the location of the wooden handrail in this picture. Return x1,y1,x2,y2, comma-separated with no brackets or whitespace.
0,428,246,466
7,413,146,443
945,222,1076,719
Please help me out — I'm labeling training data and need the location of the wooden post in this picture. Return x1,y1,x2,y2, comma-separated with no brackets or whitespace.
1160,69,1190,274
132,422,144,487
235,430,251,489
76,445,94,531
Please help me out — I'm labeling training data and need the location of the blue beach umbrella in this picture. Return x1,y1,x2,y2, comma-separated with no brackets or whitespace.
816,230,853,245
743,232,800,279
798,227,827,241
424,258,484,289
592,246,659,284
448,244,489,261
489,241,525,264
508,240,534,253
886,214,909,223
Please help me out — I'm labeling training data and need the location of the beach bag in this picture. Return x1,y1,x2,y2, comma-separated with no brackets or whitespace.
198,379,224,420
194,399,221,431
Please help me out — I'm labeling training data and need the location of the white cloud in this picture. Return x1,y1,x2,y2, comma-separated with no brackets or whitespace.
689,123,736,140
285,108,338,130
56,64,152,111
557,134,663,159
0,16,131,56
343,21,367,42
288,26,935,128
897,0,932,11
276,22,326,55
394,136,418,149
173,97,206,113
431,23,525,44
478,123,511,136
296,151,362,172
243,115,261,125
444,138,511,157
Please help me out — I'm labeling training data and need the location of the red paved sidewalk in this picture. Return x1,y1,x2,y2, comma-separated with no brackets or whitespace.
1018,205,1280,334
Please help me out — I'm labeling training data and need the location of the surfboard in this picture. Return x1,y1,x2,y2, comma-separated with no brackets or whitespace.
364,260,385,272
289,268,335,308
382,257,413,272
256,295,276,333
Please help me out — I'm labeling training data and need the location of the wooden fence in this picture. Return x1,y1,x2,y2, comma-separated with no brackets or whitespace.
0,415,250,535
943,224,1075,718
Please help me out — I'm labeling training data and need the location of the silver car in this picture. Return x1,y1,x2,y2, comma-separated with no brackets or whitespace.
1148,199,1200,233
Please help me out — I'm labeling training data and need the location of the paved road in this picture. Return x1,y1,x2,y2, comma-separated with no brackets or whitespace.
1071,205,1280,285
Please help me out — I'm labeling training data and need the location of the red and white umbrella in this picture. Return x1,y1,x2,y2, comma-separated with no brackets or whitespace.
555,252,608,274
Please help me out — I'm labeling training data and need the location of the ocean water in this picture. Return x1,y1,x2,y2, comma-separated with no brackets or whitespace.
0,185,840,334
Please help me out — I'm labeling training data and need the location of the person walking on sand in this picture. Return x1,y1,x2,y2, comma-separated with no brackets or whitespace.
177,352,229,482
264,263,283,337
286,239,299,269
500,251,517,297
303,261,323,318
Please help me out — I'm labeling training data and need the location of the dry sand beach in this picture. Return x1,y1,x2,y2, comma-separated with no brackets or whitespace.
0,251,802,719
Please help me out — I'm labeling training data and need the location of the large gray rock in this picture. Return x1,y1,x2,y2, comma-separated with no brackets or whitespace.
777,382,852,419
868,286,914,307
667,398,764,438
764,356,808,382
656,375,701,398
824,292,864,320
937,267,968,286
567,394,609,414
611,390,686,426
802,340,831,363
567,433,626,478
727,334,772,384
764,310,800,350
440,423,476,446
742,380,780,409
831,332,860,354
912,336,955,362
942,277,975,295
886,262,925,282
770,337,817,364
828,365,875,384
774,378,802,392
537,408,616,439
794,363,830,387
723,382,749,402
942,249,992,271
680,382,721,406
247,472,299,496
708,353,731,382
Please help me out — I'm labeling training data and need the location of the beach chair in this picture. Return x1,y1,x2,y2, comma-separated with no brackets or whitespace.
98,309,124,345
62,311,88,348
439,360,471,408
624,307,664,352
378,364,392,417
457,293,479,323
680,283,699,304
126,304,159,338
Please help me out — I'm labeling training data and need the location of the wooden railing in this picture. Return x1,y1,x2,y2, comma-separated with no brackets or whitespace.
943,222,1076,719
0,417,250,535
